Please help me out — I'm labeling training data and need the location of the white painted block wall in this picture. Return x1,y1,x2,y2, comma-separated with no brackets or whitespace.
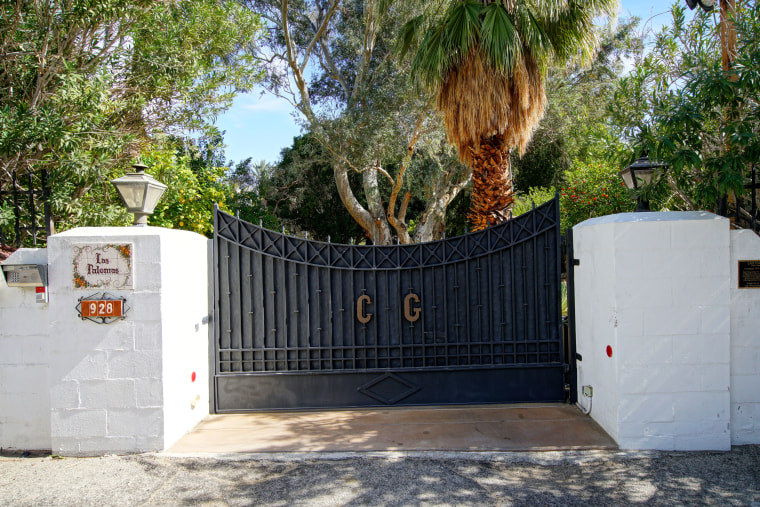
573,212,732,451
0,249,51,451
730,230,760,444
45,227,210,455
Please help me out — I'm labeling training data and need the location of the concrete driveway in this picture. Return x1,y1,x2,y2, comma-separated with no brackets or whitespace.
169,403,616,453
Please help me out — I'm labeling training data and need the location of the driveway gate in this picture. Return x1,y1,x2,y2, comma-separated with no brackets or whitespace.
213,197,567,412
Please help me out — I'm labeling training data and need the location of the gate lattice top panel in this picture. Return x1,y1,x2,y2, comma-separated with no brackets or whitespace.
214,197,563,375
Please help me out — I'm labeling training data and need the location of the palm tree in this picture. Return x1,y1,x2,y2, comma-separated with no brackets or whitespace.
403,0,617,230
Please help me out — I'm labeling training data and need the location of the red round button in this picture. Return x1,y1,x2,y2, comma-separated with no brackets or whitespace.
191,371,197,382
606,345,613,358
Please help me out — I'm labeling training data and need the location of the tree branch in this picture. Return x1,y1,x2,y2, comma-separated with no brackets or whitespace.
301,0,340,74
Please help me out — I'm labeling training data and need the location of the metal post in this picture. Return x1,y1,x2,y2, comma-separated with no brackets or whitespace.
752,165,757,232
27,168,37,245
12,172,21,247
42,170,53,239
565,228,578,405
0,181,7,246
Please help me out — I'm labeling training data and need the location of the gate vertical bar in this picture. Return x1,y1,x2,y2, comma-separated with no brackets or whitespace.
565,227,578,404
12,173,21,247
532,202,539,360
27,168,38,245
554,195,563,364
211,205,220,412
42,169,52,239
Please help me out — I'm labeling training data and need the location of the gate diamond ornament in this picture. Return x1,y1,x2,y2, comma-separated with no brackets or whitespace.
358,373,421,405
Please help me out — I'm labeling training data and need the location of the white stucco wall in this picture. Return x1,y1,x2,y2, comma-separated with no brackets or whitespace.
159,232,211,449
572,222,619,442
0,249,51,451
573,212,732,451
45,227,210,455
730,230,760,444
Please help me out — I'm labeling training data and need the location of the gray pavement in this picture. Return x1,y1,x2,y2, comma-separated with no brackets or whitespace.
1,446,759,506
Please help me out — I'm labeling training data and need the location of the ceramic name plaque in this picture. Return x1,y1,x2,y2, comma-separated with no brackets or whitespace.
72,243,133,290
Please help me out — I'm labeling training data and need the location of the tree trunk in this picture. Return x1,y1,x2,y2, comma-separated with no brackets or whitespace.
362,167,393,244
333,162,392,244
468,136,514,231
414,170,471,243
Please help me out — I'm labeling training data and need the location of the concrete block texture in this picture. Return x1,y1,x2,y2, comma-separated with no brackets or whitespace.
2,228,210,453
107,350,162,379
729,230,760,445
45,228,213,453
60,352,108,381
731,403,760,444
0,307,51,336
49,380,80,409
672,391,729,422
671,334,730,365
51,409,107,439
134,378,164,407
107,408,163,439
618,393,675,424
616,335,673,366
79,379,135,408
574,212,735,450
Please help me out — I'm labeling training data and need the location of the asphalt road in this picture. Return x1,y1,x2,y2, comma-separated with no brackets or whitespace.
1,446,759,506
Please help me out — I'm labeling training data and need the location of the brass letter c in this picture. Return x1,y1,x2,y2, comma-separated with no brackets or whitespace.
357,295,372,324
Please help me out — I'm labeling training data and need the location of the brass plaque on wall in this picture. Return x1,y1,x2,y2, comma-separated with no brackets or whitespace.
738,260,760,288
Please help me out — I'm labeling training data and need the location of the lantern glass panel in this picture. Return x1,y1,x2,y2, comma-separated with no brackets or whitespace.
115,182,148,211
143,183,166,213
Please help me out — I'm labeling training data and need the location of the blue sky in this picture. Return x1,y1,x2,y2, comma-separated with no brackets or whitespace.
215,1,683,166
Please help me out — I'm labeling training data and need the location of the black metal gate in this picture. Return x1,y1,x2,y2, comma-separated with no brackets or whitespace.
213,197,566,412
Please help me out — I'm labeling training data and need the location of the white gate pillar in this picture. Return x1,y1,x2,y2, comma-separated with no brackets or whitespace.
572,212,732,451
46,227,211,455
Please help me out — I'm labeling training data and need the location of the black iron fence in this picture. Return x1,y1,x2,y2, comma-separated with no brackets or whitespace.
0,169,51,247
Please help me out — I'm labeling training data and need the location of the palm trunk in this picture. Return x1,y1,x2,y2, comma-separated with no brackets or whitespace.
467,136,514,231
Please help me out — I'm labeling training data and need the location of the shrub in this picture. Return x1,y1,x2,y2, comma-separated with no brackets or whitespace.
560,161,634,231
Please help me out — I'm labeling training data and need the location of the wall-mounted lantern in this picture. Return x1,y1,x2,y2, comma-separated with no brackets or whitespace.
619,155,666,212
111,161,167,226
685,0,715,12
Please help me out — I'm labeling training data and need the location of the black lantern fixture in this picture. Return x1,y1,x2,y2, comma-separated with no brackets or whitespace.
619,154,666,212
111,160,167,226
685,0,716,12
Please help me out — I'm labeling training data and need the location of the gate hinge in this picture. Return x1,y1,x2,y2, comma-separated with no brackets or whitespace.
573,258,580,266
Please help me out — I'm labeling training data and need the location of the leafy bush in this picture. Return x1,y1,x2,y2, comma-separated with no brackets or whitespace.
560,161,634,231
143,148,230,236
512,187,557,217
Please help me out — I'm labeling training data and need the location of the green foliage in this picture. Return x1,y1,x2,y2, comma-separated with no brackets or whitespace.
512,19,642,194
0,0,264,245
266,135,365,243
512,187,556,217
144,147,230,237
513,131,569,190
609,3,760,217
128,0,264,135
243,0,471,244
407,0,618,91
559,161,634,231
226,158,280,231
